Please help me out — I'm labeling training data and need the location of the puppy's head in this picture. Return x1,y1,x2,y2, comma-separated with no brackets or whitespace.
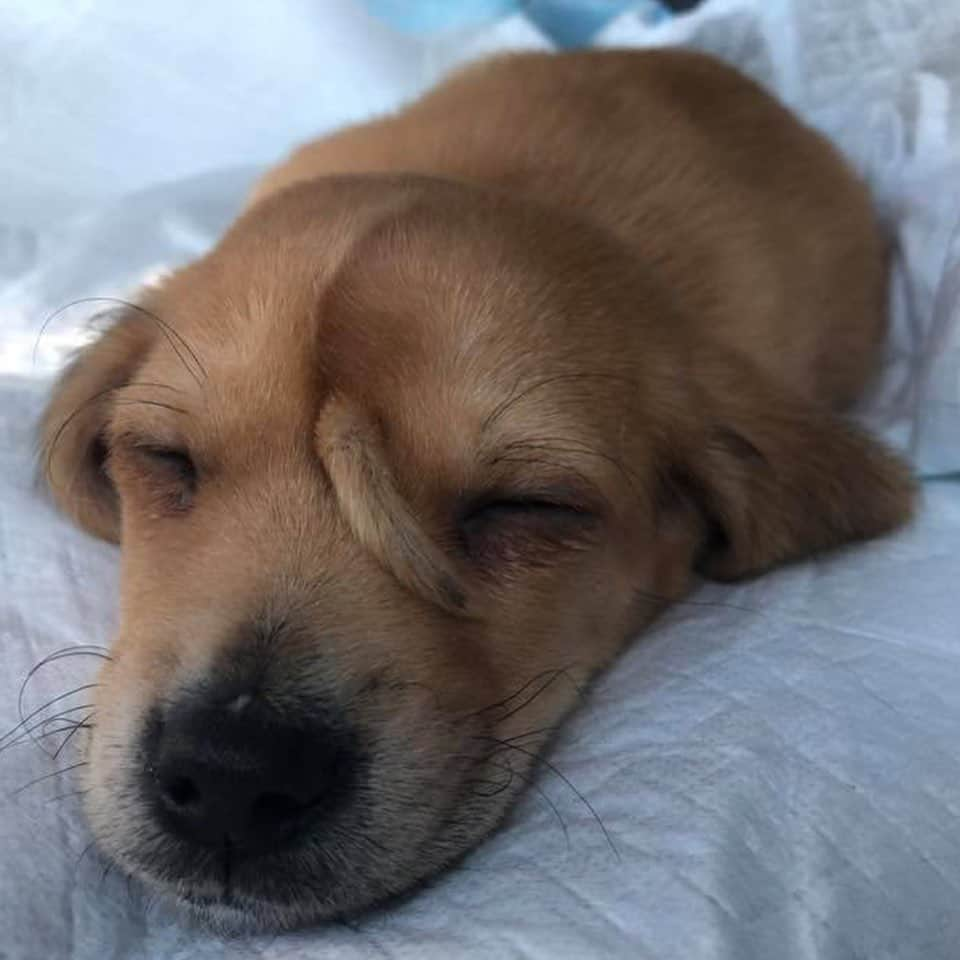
40,176,914,929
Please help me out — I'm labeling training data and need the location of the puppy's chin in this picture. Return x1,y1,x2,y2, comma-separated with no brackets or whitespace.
120,814,501,933
171,889,311,935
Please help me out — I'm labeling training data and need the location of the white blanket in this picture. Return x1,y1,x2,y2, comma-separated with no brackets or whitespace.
1,1,959,958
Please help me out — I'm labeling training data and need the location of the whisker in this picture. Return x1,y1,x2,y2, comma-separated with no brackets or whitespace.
0,709,95,758
468,666,584,733
500,724,558,745
3,684,99,748
25,644,111,663
12,646,106,751
35,297,207,385
75,839,99,873
477,735,619,860
494,671,570,726
18,647,105,722
2,707,90,743
112,381,182,397
466,775,515,799
9,760,89,798
41,385,188,486
110,398,188,414
465,666,575,721
53,711,95,761
45,788,91,805
486,758,570,851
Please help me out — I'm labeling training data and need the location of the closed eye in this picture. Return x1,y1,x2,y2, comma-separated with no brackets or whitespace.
458,495,599,568
110,439,198,511
136,445,195,480
462,496,586,524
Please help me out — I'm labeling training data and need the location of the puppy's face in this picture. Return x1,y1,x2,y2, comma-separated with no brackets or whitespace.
41,177,913,929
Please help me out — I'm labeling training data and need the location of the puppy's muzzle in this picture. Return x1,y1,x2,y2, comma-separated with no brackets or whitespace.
143,687,358,857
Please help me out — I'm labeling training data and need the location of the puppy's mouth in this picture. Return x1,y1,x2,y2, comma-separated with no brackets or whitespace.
172,883,293,934
167,842,284,921
140,840,348,932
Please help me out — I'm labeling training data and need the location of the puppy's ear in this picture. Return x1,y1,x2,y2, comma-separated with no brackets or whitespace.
39,313,155,543
667,345,916,581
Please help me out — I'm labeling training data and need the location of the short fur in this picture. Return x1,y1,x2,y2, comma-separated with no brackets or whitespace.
40,49,915,929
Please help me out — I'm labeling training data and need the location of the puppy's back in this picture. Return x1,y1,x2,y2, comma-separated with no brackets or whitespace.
252,50,886,407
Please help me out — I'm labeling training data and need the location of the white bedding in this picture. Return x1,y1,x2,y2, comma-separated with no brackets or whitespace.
1,1,959,958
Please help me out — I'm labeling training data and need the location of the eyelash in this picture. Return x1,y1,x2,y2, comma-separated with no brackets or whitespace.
458,495,596,565
462,496,584,522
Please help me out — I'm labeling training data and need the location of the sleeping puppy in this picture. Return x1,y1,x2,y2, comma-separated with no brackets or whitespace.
40,49,915,930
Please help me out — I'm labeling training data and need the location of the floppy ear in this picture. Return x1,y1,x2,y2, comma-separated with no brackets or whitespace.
39,313,155,543
668,345,917,581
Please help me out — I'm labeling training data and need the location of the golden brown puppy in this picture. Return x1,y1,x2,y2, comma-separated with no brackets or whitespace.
40,49,914,930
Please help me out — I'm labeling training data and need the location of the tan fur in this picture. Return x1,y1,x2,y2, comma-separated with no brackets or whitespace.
40,49,915,929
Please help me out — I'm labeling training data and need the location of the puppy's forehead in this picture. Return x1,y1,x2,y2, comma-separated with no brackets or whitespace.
140,182,506,395
133,177,643,459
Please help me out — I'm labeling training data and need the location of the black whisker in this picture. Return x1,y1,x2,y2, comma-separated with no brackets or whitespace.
75,839,99,873
467,774,515,799
0,710,94,759
11,646,106,751
45,788,91,805
35,297,207,385
110,398,188,414
17,647,104,726
100,859,115,891
41,384,188,488
9,760,89,798
3,685,99,749
477,735,619,860
494,670,570,726
53,711,95,761
466,666,575,721
500,724,558,744
486,758,570,850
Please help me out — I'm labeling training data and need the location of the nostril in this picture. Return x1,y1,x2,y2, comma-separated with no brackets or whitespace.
251,791,304,829
162,775,201,810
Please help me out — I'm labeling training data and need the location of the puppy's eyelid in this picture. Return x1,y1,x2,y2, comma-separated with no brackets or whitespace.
111,434,199,505
138,444,196,476
114,431,191,462
461,494,586,521
459,482,601,521
456,489,601,568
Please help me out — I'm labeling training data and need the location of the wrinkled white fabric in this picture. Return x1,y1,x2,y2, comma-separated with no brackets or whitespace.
1,1,959,958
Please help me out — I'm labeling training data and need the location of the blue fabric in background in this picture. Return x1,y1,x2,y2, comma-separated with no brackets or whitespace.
363,0,517,34
364,0,673,46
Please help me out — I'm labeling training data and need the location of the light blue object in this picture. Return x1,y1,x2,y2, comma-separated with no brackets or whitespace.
363,0,519,34
526,1,648,47
364,0,674,46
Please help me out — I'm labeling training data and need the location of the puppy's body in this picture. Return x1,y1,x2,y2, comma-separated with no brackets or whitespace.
41,50,913,929
252,50,885,407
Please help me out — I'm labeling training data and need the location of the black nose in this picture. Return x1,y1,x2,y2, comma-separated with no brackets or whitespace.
145,694,356,855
